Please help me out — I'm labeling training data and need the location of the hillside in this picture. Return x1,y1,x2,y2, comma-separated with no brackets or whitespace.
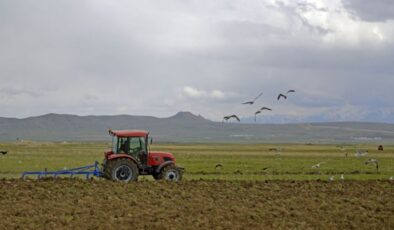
1,112,394,143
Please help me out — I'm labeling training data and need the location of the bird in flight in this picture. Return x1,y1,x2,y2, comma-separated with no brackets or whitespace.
278,90,296,100
277,93,287,101
260,107,272,111
223,115,240,122
254,107,272,122
242,92,263,105
254,110,261,122
0,151,7,155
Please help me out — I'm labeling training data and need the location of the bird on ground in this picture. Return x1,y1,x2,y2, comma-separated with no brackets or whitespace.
277,93,287,101
223,115,240,122
338,146,346,152
262,167,269,171
0,151,7,155
365,158,379,171
329,176,335,181
215,164,223,170
311,162,325,169
389,176,393,181
273,147,283,155
287,90,296,94
355,149,368,157
242,92,263,105
340,174,345,180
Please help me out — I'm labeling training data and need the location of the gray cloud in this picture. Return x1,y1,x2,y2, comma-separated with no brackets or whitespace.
0,0,393,123
343,0,394,22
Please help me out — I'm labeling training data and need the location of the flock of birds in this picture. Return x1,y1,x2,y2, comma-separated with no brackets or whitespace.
223,90,296,123
213,147,392,181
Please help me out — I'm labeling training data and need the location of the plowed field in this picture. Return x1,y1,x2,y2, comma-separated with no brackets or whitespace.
0,179,392,229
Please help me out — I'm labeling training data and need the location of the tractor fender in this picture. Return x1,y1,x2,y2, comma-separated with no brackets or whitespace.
155,161,175,173
106,154,141,168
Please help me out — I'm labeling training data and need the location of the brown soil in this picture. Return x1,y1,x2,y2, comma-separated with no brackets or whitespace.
0,179,392,229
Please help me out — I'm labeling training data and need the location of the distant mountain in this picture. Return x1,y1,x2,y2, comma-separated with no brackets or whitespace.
168,111,209,122
1,112,394,143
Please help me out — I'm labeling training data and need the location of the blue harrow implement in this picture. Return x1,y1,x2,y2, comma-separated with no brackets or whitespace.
21,161,103,179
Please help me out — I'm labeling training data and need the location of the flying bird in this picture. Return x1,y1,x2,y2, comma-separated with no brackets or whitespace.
259,107,272,111
277,93,287,101
223,115,240,122
286,90,296,94
242,92,263,105
254,110,261,122
255,107,272,122
215,164,223,170
0,151,7,155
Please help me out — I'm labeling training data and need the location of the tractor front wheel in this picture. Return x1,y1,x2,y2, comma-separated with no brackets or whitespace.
106,159,139,182
158,165,182,181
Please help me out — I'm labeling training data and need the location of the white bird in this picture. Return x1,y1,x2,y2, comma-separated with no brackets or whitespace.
365,158,379,171
355,149,368,157
329,176,335,181
340,174,345,180
311,162,325,169
389,176,393,181
365,158,378,164
338,146,346,152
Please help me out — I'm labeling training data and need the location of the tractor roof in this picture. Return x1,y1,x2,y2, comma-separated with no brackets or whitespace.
109,130,149,138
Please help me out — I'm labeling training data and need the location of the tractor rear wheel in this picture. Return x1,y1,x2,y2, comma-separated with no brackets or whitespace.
106,159,139,182
158,165,182,181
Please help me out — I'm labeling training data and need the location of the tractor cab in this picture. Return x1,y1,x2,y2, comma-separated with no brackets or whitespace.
103,130,183,182
110,130,149,165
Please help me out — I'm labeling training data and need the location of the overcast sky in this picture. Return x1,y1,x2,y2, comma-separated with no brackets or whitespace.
1,0,393,123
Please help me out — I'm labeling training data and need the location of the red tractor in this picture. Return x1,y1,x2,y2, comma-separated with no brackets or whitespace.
102,130,183,182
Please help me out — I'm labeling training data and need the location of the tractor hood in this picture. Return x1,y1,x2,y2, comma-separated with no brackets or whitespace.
149,151,175,159
148,151,176,166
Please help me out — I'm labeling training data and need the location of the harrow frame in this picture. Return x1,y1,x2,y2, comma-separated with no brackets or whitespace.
21,161,102,179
